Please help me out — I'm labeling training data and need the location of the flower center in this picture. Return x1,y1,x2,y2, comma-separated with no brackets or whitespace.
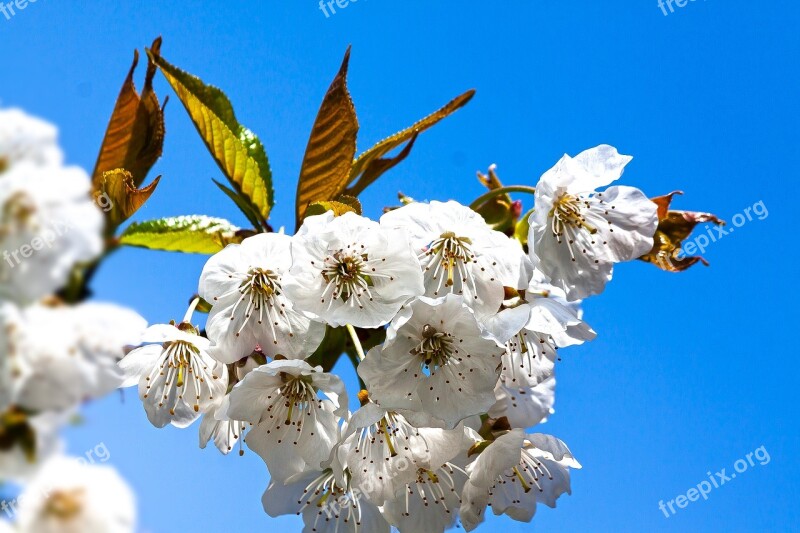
0,407,36,461
298,469,363,525
549,193,597,236
411,324,454,372
0,192,37,240
321,250,372,304
229,268,291,342
43,489,85,521
499,449,555,494
425,232,475,289
277,374,318,425
145,340,216,415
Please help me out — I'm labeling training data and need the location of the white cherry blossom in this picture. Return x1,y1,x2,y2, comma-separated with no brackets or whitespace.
225,359,348,482
199,398,249,456
528,145,658,300
488,376,556,429
484,279,595,390
460,429,580,531
0,108,63,170
2,302,145,412
119,323,227,429
381,200,532,318
0,411,63,484
199,232,325,363
382,461,469,533
14,456,136,533
358,295,504,429
263,467,390,533
284,211,424,329
340,399,469,506
0,162,103,305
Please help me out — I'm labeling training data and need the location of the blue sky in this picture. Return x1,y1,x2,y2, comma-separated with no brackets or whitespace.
3,1,799,531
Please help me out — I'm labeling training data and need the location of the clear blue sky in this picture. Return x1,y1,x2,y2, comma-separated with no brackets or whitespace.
3,1,798,531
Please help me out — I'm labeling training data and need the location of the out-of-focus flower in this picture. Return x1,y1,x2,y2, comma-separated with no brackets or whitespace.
285,211,424,329
14,456,136,533
528,145,658,301
0,162,103,305
0,108,63,170
2,302,145,413
119,323,227,429
0,410,64,484
199,232,325,363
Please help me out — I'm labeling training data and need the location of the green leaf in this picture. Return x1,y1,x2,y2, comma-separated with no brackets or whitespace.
306,201,355,218
120,215,241,254
212,179,265,230
147,45,273,227
346,90,475,196
296,47,359,226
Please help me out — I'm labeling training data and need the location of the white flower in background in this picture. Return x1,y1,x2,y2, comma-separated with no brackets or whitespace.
225,359,348,482
0,162,103,305
199,233,326,363
15,456,136,533
528,145,658,301
284,211,424,329
0,411,63,484
2,302,145,412
199,399,249,456
460,430,580,531
263,467,391,533
359,295,504,429
339,399,469,506
382,460,470,533
0,307,11,413
119,323,227,429
488,376,556,429
0,108,63,170
382,201,532,318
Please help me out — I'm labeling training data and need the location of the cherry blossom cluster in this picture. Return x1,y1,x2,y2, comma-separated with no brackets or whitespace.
0,108,141,532
121,144,658,531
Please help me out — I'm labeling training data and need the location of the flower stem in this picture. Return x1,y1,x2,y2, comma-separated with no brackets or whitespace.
469,185,538,211
183,296,201,324
346,324,366,362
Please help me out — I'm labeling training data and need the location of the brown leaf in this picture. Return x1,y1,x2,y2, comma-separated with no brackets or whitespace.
296,47,359,226
346,90,475,197
640,191,725,272
99,168,160,228
93,37,165,190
